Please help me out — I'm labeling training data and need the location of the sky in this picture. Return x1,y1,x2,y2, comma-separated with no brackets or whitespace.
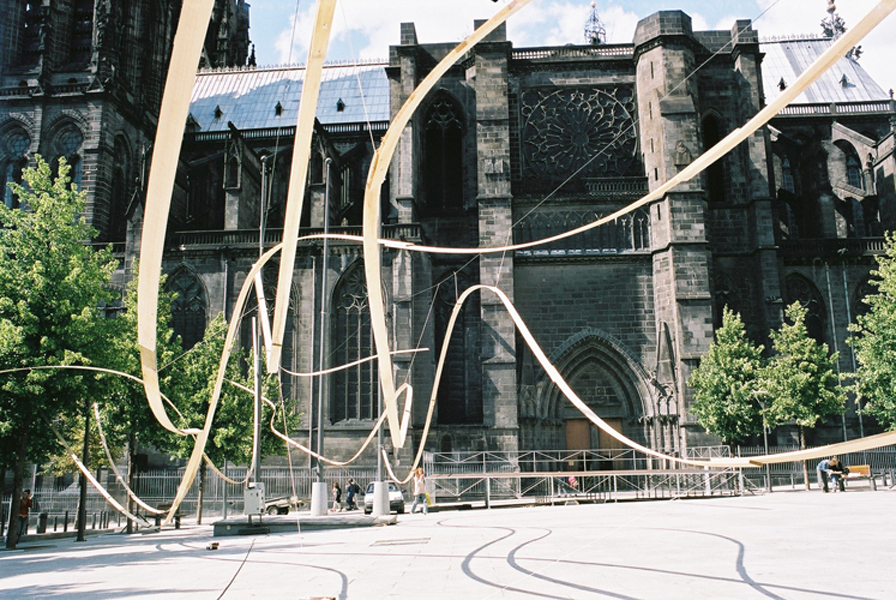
246,0,896,93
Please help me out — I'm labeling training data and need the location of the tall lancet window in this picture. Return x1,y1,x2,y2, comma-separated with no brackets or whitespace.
2,129,30,209
332,264,377,422
423,95,463,212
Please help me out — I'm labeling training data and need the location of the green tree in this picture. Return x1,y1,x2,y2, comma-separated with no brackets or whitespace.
0,157,119,547
688,306,765,445
166,313,299,522
761,302,846,488
848,232,896,430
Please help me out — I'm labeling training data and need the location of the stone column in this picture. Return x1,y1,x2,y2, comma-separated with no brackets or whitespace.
472,22,517,452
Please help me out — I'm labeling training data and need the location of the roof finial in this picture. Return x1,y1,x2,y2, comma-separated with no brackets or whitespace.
821,1,862,60
584,1,606,46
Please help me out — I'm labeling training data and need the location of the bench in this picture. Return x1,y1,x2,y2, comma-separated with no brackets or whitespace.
842,464,877,491
154,503,182,528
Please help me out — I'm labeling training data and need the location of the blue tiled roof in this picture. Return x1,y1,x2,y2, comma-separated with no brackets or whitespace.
189,60,390,132
761,37,888,105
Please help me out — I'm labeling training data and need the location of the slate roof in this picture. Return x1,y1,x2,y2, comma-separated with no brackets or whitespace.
760,36,889,105
189,60,390,132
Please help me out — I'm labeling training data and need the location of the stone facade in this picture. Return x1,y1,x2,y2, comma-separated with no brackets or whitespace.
3,4,896,466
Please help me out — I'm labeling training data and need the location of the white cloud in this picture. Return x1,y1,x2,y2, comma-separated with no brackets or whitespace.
268,0,895,92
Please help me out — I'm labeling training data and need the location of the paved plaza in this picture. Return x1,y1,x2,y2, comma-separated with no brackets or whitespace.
1,489,893,599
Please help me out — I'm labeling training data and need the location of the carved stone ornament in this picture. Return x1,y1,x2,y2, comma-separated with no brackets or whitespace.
674,140,692,167
520,87,639,182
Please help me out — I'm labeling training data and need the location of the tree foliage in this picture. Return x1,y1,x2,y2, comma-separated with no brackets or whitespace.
0,157,119,546
761,302,845,434
166,313,298,466
688,307,765,444
848,232,896,430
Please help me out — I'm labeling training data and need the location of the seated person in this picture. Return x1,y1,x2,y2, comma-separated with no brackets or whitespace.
828,457,848,492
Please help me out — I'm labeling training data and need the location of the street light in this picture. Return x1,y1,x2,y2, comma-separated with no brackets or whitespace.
753,390,772,493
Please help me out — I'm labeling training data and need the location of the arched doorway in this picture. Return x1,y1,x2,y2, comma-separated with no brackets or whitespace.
543,331,655,470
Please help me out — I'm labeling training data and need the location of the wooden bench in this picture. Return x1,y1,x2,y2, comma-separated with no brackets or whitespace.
842,464,877,491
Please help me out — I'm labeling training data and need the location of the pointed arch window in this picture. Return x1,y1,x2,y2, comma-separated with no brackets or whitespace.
781,156,795,193
70,0,94,66
18,2,42,67
423,95,463,212
846,149,864,190
783,274,826,344
53,127,84,189
332,264,377,422
2,129,30,209
434,271,482,425
702,115,725,202
108,138,130,241
167,270,208,350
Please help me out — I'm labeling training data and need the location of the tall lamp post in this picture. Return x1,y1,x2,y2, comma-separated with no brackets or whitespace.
309,158,332,516
753,390,772,493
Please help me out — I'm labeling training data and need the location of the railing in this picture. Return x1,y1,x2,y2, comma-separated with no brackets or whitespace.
427,468,746,506
170,223,422,249
735,444,896,490
779,237,887,258
776,100,896,117
512,44,634,61
187,121,389,143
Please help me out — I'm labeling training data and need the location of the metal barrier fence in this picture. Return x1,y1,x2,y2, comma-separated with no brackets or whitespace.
733,445,896,489
5,444,894,537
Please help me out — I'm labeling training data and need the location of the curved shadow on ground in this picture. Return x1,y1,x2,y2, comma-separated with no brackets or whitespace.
433,516,869,600
439,518,639,599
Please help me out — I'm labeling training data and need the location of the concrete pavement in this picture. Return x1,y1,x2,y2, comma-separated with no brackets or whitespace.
1,488,893,599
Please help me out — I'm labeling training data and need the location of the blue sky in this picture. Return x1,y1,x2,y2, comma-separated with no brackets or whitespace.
246,1,895,91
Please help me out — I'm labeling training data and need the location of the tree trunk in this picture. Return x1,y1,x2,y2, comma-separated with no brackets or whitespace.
5,432,27,549
126,432,136,534
800,427,810,490
196,461,206,525
76,401,90,542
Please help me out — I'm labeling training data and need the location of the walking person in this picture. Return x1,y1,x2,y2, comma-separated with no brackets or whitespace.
331,481,342,512
17,489,33,543
344,478,360,511
410,468,428,515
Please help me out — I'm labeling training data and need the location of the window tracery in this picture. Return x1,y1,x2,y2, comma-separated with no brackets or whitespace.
520,87,639,183
167,269,208,350
434,269,482,425
52,126,84,189
423,95,463,212
2,128,31,209
332,264,377,422
783,274,826,343
515,207,649,256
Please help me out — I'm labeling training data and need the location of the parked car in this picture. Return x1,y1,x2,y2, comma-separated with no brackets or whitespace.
363,482,405,514
264,495,303,515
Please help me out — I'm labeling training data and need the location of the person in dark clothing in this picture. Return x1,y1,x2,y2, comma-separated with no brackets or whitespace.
17,490,33,542
817,457,847,492
344,479,360,510
829,458,848,492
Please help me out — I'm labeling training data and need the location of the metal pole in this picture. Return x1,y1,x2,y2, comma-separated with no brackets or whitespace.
76,401,89,541
841,266,864,439
309,158,332,517
252,317,262,482
315,158,332,479
259,155,268,259
378,380,384,483
309,256,316,488
762,414,771,492
824,262,848,442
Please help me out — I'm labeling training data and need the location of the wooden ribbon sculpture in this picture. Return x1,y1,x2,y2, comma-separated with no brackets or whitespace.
134,0,896,525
